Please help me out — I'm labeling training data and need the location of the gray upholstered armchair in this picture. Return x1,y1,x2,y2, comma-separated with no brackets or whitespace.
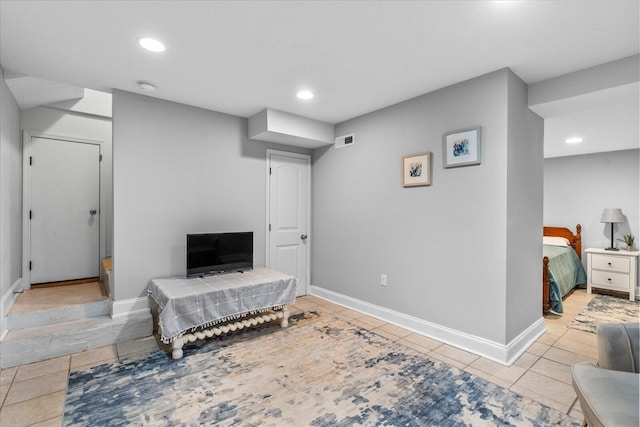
571,323,639,427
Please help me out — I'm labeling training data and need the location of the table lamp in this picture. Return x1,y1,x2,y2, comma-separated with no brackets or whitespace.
600,208,624,251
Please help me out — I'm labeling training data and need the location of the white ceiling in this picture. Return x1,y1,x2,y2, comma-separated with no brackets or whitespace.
1,1,638,156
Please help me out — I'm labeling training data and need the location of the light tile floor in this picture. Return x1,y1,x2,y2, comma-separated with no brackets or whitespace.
0,289,599,426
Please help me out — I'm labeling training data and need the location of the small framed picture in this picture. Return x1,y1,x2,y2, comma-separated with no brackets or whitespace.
443,127,481,168
402,152,431,187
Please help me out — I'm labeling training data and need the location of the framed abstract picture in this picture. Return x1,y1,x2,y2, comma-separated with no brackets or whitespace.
443,127,481,168
402,152,431,187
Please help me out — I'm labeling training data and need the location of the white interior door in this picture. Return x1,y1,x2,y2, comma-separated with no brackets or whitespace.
29,137,100,284
268,152,310,296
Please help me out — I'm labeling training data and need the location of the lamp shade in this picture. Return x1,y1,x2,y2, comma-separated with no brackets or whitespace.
600,208,624,223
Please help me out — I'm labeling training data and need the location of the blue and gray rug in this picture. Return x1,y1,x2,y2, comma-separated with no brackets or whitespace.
64,311,577,426
569,294,640,334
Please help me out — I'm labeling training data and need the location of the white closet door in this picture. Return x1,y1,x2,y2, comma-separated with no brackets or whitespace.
268,153,310,296
30,137,100,283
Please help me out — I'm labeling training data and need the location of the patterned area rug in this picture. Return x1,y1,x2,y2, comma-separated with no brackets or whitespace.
64,311,577,426
569,294,640,334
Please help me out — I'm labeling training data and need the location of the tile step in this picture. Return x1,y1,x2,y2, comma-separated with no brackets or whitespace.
0,312,153,368
6,298,110,330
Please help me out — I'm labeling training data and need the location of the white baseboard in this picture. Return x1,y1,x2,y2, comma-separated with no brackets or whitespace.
1,278,24,340
504,317,546,364
310,285,545,366
111,296,149,318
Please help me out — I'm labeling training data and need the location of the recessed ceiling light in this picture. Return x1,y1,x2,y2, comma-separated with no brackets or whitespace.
137,37,165,52
565,137,583,144
296,90,314,100
137,81,157,91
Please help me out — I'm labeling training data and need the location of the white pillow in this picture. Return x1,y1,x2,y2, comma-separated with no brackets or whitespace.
543,236,571,247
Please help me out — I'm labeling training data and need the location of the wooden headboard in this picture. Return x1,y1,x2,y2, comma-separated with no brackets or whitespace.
543,224,582,260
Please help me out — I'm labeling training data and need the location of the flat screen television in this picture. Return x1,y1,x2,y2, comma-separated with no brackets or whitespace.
186,232,253,277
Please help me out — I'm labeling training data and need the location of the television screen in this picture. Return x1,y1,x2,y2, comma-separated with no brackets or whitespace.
187,232,253,277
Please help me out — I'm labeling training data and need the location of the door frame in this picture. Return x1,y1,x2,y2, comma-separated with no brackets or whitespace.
265,149,311,295
22,130,104,289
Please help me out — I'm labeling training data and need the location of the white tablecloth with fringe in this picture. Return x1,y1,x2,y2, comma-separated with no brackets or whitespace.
148,268,297,343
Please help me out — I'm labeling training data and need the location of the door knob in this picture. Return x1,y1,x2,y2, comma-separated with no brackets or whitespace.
300,234,308,241
89,209,97,215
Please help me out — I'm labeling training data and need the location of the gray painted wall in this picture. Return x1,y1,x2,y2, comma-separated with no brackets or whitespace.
0,67,22,307
505,72,544,341
111,90,310,302
21,105,113,258
544,149,640,258
312,68,543,345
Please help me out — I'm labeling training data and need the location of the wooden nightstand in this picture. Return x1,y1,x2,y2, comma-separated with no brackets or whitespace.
585,248,639,301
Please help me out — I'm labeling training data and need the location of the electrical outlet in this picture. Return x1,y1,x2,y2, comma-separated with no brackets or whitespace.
380,274,388,287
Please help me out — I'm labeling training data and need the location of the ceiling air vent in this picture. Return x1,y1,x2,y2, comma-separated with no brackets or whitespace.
335,133,355,149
